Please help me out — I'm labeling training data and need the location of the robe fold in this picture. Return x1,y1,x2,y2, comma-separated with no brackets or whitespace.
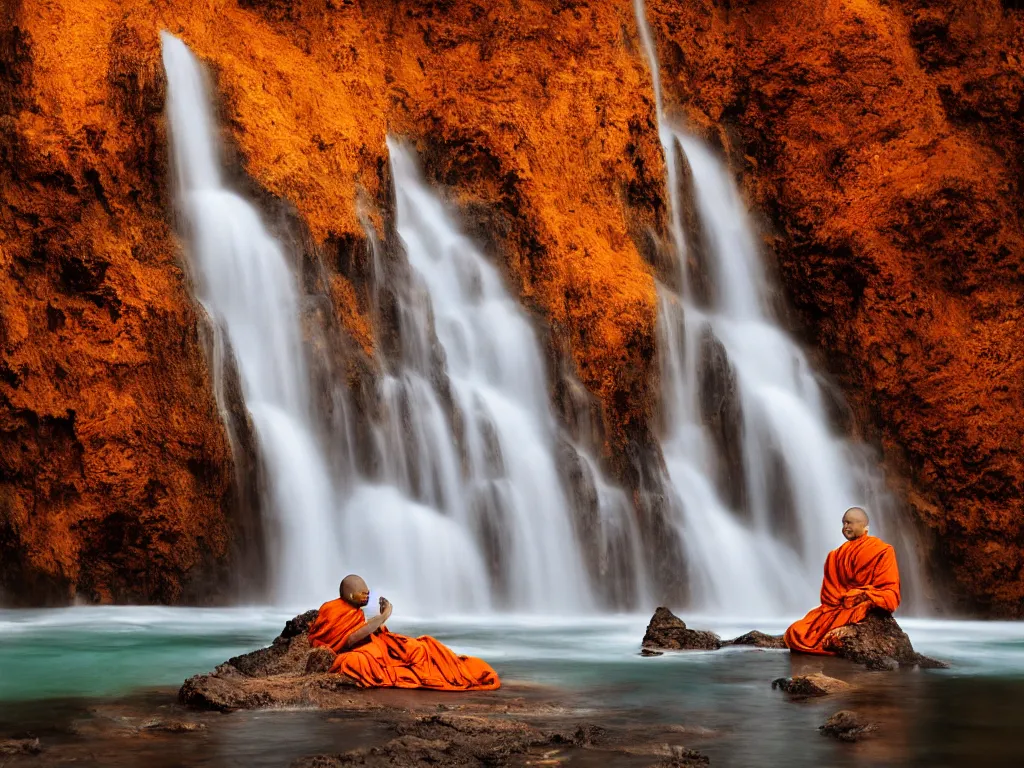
307,599,501,691
785,535,901,655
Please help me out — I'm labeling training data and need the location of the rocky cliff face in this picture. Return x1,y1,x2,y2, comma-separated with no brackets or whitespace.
646,0,1024,615
1,0,1021,614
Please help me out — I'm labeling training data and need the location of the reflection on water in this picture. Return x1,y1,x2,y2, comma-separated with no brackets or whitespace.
2,609,1024,767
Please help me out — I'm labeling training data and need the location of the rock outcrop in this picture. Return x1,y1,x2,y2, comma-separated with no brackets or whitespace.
823,610,948,670
179,609,367,712
641,607,723,652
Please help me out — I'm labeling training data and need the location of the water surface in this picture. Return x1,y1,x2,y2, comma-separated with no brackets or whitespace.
2,609,1024,766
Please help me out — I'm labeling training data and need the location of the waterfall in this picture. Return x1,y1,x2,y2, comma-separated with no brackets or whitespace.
633,2,920,616
161,34,341,604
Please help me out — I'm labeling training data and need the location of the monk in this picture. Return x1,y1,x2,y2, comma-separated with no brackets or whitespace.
307,575,500,690
785,507,901,654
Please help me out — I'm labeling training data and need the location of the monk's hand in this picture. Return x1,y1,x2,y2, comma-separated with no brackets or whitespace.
379,597,393,620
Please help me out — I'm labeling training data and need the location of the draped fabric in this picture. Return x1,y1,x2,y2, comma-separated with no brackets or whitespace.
785,535,901,654
307,599,501,690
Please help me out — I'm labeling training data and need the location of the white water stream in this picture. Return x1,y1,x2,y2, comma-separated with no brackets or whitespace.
633,1,918,616
161,34,341,605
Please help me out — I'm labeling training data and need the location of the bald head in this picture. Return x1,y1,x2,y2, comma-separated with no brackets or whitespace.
340,574,370,607
841,507,869,541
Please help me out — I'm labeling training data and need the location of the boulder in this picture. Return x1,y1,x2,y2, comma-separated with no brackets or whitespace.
819,710,878,742
642,608,722,651
824,610,949,670
771,673,852,697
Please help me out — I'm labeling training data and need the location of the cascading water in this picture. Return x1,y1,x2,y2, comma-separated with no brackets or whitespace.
633,2,920,616
344,141,646,613
161,34,341,604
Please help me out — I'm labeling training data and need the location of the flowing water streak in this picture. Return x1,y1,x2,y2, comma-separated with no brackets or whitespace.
633,4,918,615
161,34,341,604
347,141,650,612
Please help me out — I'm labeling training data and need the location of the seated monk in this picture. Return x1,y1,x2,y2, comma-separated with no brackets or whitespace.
785,507,901,654
307,575,500,690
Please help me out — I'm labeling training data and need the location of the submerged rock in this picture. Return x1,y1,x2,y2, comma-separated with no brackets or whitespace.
819,710,878,742
642,608,722,651
824,610,949,670
292,715,711,768
772,673,852,697
0,738,42,756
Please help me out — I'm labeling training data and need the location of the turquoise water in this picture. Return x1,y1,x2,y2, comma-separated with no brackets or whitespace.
2,609,1024,766
2,609,1024,701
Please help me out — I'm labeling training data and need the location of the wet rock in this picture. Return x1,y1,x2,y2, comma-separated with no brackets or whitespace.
772,673,852,697
545,722,608,748
179,669,276,712
824,610,949,670
724,630,788,649
139,719,207,733
179,611,358,712
640,648,664,657
647,748,711,767
0,738,42,755
642,608,722,651
819,710,878,742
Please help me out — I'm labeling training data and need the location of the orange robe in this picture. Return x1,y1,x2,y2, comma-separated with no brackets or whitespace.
307,599,500,691
785,535,901,654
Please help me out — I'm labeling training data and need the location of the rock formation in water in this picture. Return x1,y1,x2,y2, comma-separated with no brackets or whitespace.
644,0,1024,616
2,0,1022,614
640,607,947,669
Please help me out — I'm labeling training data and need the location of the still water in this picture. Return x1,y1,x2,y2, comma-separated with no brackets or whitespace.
2,608,1024,766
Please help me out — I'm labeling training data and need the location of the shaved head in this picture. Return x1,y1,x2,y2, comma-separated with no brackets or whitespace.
841,507,870,541
340,574,370,607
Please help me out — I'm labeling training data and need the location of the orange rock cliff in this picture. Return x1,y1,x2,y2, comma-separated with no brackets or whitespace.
0,0,1021,614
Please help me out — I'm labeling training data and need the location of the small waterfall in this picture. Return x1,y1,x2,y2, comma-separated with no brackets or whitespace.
161,34,341,604
633,3,919,615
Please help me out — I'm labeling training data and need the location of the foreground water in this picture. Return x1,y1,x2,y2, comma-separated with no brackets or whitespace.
2,608,1024,766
